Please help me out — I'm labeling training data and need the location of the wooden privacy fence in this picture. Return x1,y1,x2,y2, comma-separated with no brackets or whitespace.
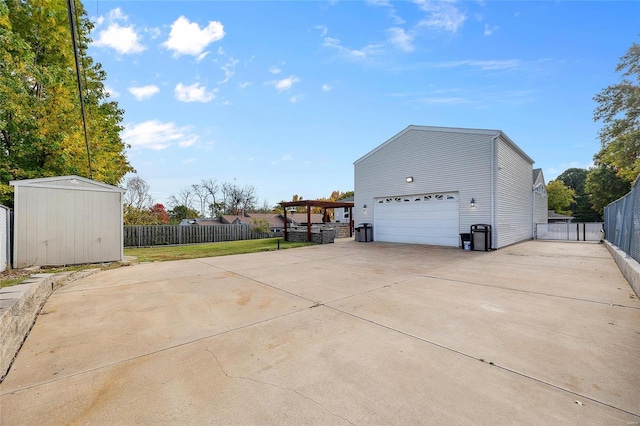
124,224,275,247
536,223,604,242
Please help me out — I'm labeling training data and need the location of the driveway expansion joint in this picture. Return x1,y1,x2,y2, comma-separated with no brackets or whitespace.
200,341,355,425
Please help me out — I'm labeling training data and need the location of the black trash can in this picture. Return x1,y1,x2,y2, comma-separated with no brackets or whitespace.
358,223,373,242
459,233,471,250
470,224,492,251
354,226,363,242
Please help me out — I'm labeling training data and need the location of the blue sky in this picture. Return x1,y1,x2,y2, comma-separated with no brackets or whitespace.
88,0,640,209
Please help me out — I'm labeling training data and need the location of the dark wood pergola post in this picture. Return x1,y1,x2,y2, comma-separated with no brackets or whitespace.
283,208,288,241
306,205,311,242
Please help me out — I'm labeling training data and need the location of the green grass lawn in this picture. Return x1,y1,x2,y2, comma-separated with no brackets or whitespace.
124,238,314,262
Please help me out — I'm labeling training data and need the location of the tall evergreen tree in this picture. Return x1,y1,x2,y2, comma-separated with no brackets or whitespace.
0,0,133,207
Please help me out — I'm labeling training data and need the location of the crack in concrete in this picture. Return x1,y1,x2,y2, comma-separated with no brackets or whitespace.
194,289,231,330
201,342,355,425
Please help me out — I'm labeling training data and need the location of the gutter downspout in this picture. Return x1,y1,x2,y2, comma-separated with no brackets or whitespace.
491,132,499,249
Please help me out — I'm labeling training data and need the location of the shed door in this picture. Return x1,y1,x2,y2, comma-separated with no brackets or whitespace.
373,192,459,246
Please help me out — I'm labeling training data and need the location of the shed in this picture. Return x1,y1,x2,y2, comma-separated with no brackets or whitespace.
10,176,125,268
353,125,547,249
0,204,9,272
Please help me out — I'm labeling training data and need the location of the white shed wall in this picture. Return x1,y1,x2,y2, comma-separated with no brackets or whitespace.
495,137,534,247
354,127,493,236
0,205,9,272
13,178,123,268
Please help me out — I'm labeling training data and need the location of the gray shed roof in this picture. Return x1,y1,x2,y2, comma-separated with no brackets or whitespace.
10,175,125,193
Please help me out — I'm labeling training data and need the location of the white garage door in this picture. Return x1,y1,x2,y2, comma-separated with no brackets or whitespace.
373,192,460,246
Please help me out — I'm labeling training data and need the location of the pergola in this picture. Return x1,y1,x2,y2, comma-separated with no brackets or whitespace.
279,200,355,242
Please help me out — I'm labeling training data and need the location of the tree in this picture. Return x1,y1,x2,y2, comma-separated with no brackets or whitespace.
149,203,169,224
221,181,257,215
585,164,631,217
547,180,576,216
201,178,224,217
168,187,195,212
123,175,154,225
556,168,600,222
0,0,132,207
191,184,210,217
168,205,199,223
593,40,640,182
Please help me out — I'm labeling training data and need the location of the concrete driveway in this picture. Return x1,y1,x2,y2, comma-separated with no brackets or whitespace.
1,240,639,425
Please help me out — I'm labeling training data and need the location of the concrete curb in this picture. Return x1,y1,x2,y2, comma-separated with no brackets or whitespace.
604,240,640,299
0,269,100,382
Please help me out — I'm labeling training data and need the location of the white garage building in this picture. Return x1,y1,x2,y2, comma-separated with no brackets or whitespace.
10,175,125,268
353,125,547,249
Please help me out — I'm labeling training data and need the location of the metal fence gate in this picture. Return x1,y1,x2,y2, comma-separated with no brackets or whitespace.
604,175,640,263
536,222,604,241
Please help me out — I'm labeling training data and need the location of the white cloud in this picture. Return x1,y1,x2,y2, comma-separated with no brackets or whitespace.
437,59,520,71
181,158,197,164
217,46,226,55
271,154,293,165
269,66,282,74
413,96,469,105
323,37,383,60
322,84,333,92
103,85,120,98
388,27,414,52
196,52,210,62
238,81,251,89
122,120,199,150
268,76,300,92
289,95,302,103
219,58,239,84
108,7,127,21
175,82,217,102
314,24,328,37
128,85,160,100
415,0,466,33
93,23,145,54
484,24,498,36
163,16,225,57
145,27,161,40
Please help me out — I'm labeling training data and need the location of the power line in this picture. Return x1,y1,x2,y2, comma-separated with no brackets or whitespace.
66,0,93,180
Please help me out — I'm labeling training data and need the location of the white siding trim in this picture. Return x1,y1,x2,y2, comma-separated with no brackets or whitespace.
495,137,534,247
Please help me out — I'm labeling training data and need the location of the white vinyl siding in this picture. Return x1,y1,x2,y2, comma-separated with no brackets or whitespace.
495,137,534,247
533,171,548,226
12,176,124,268
354,127,493,238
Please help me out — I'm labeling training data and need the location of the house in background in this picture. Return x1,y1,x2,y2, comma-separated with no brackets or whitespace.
181,213,289,233
547,210,574,223
354,125,547,249
334,196,354,223
533,168,549,229
282,212,325,226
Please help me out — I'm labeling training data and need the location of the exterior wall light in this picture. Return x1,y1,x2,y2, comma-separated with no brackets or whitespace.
470,198,476,208
363,204,367,212
406,176,414,182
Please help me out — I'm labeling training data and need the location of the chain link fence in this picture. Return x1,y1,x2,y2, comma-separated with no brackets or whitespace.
604,174,640,263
